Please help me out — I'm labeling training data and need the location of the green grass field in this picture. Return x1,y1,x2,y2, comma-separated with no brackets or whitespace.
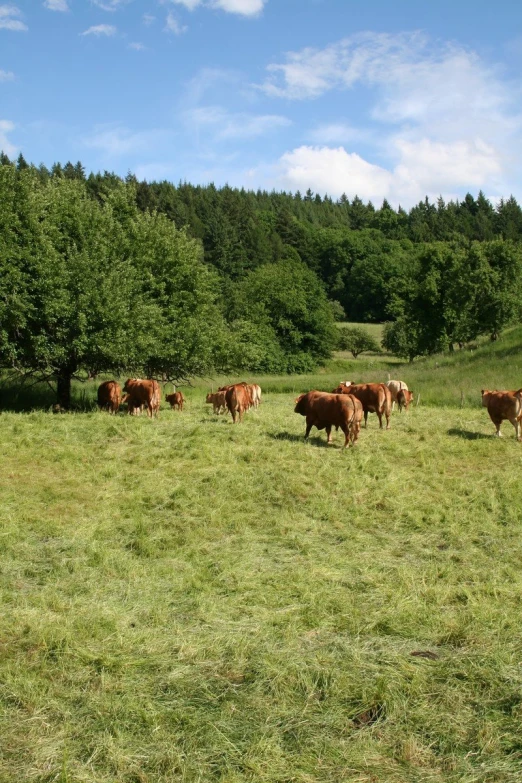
2,327,522,781
2,383,522,781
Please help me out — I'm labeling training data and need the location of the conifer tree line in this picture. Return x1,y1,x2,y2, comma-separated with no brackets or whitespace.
2,152,522,404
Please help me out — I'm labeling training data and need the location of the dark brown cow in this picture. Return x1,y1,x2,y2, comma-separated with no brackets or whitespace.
206,391,227,414
166,391,185,411
123,378,161,418
481,388,522,439
294,391,360,448
97,380,121,414
225,384,250,423
333,382,391,429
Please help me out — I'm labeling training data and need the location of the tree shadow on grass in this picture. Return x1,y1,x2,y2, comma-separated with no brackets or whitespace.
267,431,336,448
447,428,492,440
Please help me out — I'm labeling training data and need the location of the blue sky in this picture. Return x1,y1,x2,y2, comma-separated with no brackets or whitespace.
1,0,521,206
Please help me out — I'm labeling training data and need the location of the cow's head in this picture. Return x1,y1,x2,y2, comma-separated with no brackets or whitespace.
294,394,307,414
205,393,214,403
481,389,491,407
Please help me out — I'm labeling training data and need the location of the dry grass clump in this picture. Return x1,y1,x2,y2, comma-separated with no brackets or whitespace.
1,400,522,781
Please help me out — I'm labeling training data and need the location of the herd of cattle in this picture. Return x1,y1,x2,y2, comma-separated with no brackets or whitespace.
96,377,522,444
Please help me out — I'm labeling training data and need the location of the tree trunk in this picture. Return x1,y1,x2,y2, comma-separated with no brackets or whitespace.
56,372,72,409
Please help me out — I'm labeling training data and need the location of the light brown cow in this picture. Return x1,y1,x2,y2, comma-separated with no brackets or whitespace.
386,380,413,412
294,390,360,448
97,380,121,414
481,389,522,439
225,384,250,423
250,384,262,408
346,394,364,445
333,382,391,429
166,391,185,411
206,391,227,414
123,378,161,418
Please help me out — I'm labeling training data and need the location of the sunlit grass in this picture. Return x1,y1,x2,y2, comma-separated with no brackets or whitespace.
1,396,522,781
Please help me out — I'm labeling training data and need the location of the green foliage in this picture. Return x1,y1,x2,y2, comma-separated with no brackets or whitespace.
337,325,381,358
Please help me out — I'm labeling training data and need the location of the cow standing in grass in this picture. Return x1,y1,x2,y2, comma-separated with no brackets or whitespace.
294,391,360,448
97,380,122,414
386,380,413,412
166,391,185,411
206,391,227,414
123,379,161,418
332,382,391,429
481,389,522,440
225,384,250,423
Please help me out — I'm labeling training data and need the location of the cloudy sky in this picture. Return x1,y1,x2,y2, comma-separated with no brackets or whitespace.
1,0,521,206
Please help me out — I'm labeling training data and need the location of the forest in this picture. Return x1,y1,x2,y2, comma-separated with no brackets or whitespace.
2,151,522,404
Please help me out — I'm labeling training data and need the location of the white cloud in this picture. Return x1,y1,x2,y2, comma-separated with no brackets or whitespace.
128,41,145,50
275,146,393,203
164,12,187,34
0,69,14,81
211,0,265,15
0,5,27,31
0,119,17,157
82,125,173,156
185,105,291,140
91,0,130,10
256,32,522,205
80,24,117,36
164,0,266,14
44,0,69,10
143,13,155,25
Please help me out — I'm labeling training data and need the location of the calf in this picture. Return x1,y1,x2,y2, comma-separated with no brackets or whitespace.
206,391,227,414
386,380,413,411
166,391,185,411
481,389,522,440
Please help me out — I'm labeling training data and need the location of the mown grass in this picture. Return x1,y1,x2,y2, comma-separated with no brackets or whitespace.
2,395,522,782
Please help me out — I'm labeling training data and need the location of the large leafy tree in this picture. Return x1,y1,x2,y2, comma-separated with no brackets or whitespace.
0,170,224,406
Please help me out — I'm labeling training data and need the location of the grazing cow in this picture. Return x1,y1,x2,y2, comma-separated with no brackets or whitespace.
294,391,360,448
123,378,161,418
481,389,522,440
334,382,391,429
97,380,121,414
386,380,413,411
225,383,250,423
166,391,185,411
206,391,227,414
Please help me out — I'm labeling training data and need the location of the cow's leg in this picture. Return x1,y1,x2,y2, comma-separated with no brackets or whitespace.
326,425,332,444
364,410,368,428
340,424,350,449
377,411,383,429
509,417,521,440
304,420,313,440
391,401,396,412
385,410,390,430
492,418,502,436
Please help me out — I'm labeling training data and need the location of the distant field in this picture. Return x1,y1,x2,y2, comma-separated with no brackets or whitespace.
2,395,522,781
338,321,385,343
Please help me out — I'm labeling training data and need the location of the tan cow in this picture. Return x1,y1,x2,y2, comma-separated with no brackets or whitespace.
123,378,161,418
250,384,262,408
294,391,360,448
333,382,391,429
97,380,121,414
386,380,413,411
225,384,251,423
166,391,185,411
481,389,522,439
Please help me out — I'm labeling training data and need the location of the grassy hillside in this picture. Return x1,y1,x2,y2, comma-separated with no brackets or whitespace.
4,323,522,412
1,395,522,781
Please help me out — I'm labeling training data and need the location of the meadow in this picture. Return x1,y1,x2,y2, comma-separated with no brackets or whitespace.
2,331,522,782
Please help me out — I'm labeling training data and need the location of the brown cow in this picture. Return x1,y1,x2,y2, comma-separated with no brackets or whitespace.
346,394,364,445
294,391,360,448
123,378,161,418
225,384,250,423
397,388,414,412
333,383,391,429
166,391,185,411
206,391,227,414
386,380,413,412
97,380,121,414
481,389,522,439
